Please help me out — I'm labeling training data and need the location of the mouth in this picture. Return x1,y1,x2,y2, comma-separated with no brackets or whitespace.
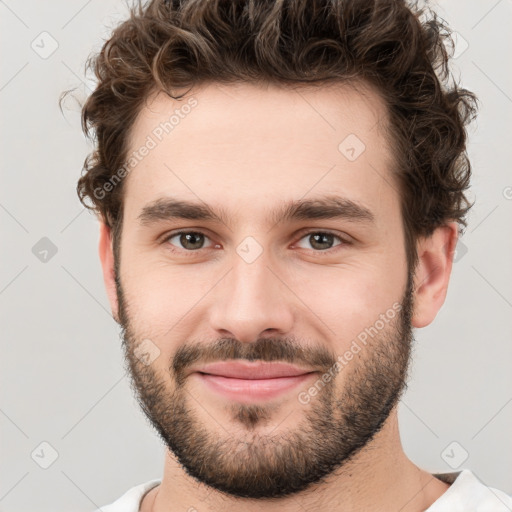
191,361,318,402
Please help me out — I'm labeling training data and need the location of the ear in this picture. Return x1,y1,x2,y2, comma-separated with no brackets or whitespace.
98,220,120,323
411,222,459,328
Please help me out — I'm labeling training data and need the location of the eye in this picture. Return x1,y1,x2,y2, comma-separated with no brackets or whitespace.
164,230,217,252
162,229,350,256
294,231,348,252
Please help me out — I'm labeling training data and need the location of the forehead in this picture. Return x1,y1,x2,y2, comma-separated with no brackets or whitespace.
122,80,399,229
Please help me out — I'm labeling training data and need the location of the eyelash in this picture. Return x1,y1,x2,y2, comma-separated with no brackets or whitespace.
161,229,351,257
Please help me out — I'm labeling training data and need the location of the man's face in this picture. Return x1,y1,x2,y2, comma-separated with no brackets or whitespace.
114,82,415,499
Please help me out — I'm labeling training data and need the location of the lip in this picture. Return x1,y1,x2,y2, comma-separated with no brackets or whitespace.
191,361,318,403
193,361,315,379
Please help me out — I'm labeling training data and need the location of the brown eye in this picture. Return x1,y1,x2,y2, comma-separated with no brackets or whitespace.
294,231,347,252
165,231,213,251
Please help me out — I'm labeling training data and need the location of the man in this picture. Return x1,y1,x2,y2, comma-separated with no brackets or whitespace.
72,0,511,510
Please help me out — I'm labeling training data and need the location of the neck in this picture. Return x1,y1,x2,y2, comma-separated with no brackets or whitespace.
142,412,450,512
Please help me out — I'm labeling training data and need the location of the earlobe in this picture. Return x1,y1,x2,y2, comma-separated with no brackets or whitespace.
411,222,459,329
98,220,120,324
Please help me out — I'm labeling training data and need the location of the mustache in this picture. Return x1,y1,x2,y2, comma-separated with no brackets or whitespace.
171,337,338,387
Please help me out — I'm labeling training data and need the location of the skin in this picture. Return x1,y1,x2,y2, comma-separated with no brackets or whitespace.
98,81,457,511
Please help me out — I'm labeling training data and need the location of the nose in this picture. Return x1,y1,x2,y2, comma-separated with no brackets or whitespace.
207,249,295,344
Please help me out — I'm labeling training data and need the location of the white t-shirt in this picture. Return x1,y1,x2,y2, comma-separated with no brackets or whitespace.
96,469,512,512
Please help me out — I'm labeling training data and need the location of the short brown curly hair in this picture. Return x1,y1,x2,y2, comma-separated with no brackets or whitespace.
71,0,478,273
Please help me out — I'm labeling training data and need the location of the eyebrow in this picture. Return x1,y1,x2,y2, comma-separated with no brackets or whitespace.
137,195,375,228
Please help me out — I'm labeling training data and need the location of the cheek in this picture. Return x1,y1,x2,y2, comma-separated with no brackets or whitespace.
289,261,403,347
121,264,213,334
121,236,406,352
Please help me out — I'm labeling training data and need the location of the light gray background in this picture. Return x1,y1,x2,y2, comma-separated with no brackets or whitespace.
1,1,511,511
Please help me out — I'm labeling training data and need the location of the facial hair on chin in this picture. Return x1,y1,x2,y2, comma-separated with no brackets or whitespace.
116,270,415,499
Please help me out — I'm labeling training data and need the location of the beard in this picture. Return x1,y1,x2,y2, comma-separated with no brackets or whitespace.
115,268,415,500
